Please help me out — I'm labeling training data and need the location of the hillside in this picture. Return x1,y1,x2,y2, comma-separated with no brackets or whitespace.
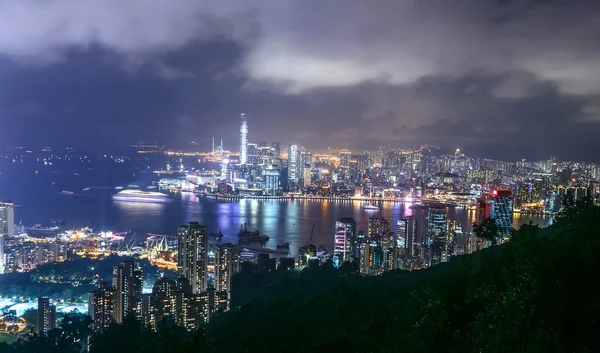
3,199,600,353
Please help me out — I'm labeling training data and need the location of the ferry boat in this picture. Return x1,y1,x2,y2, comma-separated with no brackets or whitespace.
112,189,169,203
364,204,379,211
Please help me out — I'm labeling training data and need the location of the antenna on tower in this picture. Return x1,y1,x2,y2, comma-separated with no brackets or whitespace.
220,138,223,150
212,138,215,153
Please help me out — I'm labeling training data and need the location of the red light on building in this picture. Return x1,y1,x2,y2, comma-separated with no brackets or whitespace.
492,190,498,196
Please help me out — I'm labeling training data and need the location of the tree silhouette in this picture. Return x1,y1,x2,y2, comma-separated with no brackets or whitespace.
474,217,499,244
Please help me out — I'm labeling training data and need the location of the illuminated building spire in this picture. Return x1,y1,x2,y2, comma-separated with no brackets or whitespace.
240,113,248,164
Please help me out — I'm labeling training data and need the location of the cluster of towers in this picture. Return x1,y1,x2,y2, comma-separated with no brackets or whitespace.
88,222,240,332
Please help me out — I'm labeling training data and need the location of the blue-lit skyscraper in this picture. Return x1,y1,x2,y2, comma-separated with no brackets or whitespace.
240,113,248,165
265,166,280,195
397,216,416,258
490,190,514,238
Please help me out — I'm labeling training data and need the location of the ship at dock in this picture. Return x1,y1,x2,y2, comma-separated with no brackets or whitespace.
23,219,65,238
238,223,269,243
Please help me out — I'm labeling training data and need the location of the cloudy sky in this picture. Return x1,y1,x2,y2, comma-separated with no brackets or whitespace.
1,0,599,160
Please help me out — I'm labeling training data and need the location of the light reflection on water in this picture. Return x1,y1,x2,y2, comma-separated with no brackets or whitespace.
9,187,554,257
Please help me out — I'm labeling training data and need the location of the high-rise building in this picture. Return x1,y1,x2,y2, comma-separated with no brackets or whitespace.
177,222,208,294
240,113,248,165
490,190,514,239
271,142,280,158
333,218,357,267
265,166,280,195
88,283,115,332
339,149,351,169
428,207,447,238
37,297,56,335
303,164,312,188
299,151,312,185
214,243,240,307
112,261,142,323
368,217,391,244
0,201,14,238
137,276,205,331
397,216,417,258
476,198,491,224
427,207,448,266
0,201,14,274
360,241,382,275
247,143,258,165
288,145,299,184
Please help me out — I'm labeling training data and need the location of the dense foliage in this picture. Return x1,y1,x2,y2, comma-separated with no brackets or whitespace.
2,199,600,352
0,255,172,301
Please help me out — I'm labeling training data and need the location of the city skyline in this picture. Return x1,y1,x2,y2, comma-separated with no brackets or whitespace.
1,1,600,160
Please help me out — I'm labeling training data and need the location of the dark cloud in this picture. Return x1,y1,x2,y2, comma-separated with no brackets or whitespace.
0,0,599,160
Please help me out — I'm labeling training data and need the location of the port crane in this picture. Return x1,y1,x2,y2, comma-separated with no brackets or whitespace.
307,225,315,245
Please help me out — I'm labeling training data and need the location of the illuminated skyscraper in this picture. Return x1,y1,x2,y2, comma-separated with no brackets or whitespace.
303,164,312,188
397,216,417,258
299,151,312,185
112,261,142,323
334,218,357,267
271,142,280,158
88,283,115,332
37,297,56,335
360,241,382,275
368,216,391,244
214,243,240,307
0,201,14,274
427,207,448,266
288,145,299,184
339,149,351,169
177,222,208,294
240,113,248,165
247,143,258,165
490,190,514,239
265,166,280,195
428,207,447,239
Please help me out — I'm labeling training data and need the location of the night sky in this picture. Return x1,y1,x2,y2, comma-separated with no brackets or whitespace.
1,0,600,160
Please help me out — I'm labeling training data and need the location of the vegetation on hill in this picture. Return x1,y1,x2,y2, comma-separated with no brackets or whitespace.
2,199,600,352
0,255,171,301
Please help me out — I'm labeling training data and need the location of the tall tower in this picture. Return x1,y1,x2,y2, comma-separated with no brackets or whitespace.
0,201,14,274
240,113,248,165
288,145,299,184
397,216,417,258
177,222,209,294
490,190,514,239
214,243,241,307
333,218,357,267
37,297,56,335
112,261,142,323
88,283,115,332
